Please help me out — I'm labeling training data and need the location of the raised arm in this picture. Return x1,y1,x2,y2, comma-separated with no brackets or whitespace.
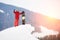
21,11,25,14
19,11,24,15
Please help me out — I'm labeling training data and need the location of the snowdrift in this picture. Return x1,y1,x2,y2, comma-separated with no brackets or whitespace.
0,24,38,40
0,24,59,40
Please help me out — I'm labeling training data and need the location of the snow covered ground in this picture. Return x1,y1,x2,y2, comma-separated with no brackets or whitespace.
0,24,38,40
32,26,59,38
0,24,59,40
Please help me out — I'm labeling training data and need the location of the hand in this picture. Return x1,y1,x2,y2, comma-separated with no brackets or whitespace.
22,11,25,14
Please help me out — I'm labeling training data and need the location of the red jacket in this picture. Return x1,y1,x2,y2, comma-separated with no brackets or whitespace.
14,10,21,20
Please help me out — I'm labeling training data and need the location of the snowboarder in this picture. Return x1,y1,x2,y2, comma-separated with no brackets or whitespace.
14,9,22,27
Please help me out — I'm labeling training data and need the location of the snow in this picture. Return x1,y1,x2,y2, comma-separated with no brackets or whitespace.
32,25,59,38
0,24,59,40
0,9,4,13
0,24,38,40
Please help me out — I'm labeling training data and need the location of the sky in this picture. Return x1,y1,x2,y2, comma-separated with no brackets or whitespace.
0,0,60,19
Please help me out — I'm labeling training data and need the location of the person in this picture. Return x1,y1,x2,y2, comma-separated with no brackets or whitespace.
21,11,25,25
14,9,22,27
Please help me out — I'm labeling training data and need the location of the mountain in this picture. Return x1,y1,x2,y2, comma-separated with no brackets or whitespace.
0,3,33,31
0,3,60,33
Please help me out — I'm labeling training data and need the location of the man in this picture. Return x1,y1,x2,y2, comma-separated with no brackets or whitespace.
14,9,22,27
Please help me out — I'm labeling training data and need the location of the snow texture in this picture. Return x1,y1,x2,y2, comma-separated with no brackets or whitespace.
0,24,59,40
0,9,4,13
0,24,38,40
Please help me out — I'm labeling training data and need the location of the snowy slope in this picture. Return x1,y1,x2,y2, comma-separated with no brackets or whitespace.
32,26,59,38
0,3,33,31
0,24,59,40
0,24,38,40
